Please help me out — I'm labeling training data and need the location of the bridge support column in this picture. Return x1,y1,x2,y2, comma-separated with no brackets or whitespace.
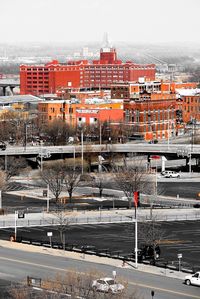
2,86,6,96
10,86,14,95
186,156,191,172
161,156,167,172
147,155,151,172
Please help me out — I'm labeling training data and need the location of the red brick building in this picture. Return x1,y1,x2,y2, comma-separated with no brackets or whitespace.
176,89,200,123
111,80,178,140
20,46,155,95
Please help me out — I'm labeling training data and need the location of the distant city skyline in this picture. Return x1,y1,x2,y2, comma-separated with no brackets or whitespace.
1,0,200,44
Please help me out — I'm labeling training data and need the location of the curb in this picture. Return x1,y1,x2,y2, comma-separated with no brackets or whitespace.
0,240,186,280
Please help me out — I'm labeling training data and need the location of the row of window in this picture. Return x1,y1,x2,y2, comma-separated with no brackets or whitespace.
184,98,200,103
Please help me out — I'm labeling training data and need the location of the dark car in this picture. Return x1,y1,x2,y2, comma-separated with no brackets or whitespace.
0,141,6,151
133,245,161,262
149,139,158,144
80,245,97,252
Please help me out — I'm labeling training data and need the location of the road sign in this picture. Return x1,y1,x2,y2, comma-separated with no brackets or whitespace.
18,211,25,219
47,232,53,237
178,253,182,259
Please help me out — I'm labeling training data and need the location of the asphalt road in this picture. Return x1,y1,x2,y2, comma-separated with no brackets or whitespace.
0,220,200,271
0,246,199,299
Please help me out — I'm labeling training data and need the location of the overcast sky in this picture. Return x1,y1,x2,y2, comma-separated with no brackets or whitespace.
1,0,199,44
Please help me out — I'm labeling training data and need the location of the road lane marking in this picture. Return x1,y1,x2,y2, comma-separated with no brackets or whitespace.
128,281,200,299
0,256,198,298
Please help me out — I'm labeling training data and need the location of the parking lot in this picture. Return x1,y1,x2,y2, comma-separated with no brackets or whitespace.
0,220,200,271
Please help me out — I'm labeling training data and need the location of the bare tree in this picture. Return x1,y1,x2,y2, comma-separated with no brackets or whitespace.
139,217,165,262
63,159,81,204
50,202,75,249
112,156,153,209
9,270,144,299
41,161,65,203
83,144,97,172
0,156,28,180
0,170,7,213
42,119,71,145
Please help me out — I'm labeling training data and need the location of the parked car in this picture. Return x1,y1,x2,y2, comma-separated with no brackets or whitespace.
0,141,6,151
184,272,200,286
80,245,96,252
149,139,158,144
92,277,124,293
162,171,180,178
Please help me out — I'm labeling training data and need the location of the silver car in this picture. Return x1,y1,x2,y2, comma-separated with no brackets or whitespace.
92,277,124,293
163,171,180,178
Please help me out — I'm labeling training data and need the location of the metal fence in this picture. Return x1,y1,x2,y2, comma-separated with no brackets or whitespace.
1,211,200,228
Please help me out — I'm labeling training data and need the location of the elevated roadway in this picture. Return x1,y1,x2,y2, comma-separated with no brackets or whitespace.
0,143,199,159
0,79,20,95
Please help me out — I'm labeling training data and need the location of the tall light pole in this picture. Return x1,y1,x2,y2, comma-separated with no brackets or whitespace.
99,123,102,145
167,108,170,149
167,105,174,149
134,191,139,269
135,214,138,269
81,130,84,175
40,140,43,171
47,184,50,213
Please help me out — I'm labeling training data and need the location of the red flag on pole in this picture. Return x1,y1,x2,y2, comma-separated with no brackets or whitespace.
134,191,139,208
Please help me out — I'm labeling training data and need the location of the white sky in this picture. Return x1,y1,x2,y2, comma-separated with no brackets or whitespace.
1,0,200,44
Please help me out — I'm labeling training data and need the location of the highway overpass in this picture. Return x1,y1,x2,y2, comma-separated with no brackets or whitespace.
0,143,198,160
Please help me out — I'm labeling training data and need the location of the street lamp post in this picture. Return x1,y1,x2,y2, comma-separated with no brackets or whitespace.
40,141,43,171
47,184,50,213
135,214,138,269
167,108,170,149
24,123,27,150
99,123,102,145
81,130,84,175
14,211,18,240
134,191,139,269
167,105,174,149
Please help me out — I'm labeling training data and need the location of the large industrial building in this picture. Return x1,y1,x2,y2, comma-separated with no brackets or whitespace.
20,44,155,95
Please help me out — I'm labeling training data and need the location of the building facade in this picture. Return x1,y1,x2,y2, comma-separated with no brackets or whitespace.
38,99,123,127
20,46,155,95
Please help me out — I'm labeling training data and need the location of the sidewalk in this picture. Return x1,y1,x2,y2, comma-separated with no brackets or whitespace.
0,208,200,227
0,239,187,281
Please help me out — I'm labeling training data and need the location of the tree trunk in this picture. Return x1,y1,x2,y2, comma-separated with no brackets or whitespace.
128,199,132,209
99,188,103,198
69,190,73,204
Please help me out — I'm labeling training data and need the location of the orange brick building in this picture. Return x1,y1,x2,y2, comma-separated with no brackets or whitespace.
20,46,155,95
76,108,123,126
38,99,123,127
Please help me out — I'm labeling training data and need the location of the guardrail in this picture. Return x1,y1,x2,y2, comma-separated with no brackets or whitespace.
1,211,200,228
